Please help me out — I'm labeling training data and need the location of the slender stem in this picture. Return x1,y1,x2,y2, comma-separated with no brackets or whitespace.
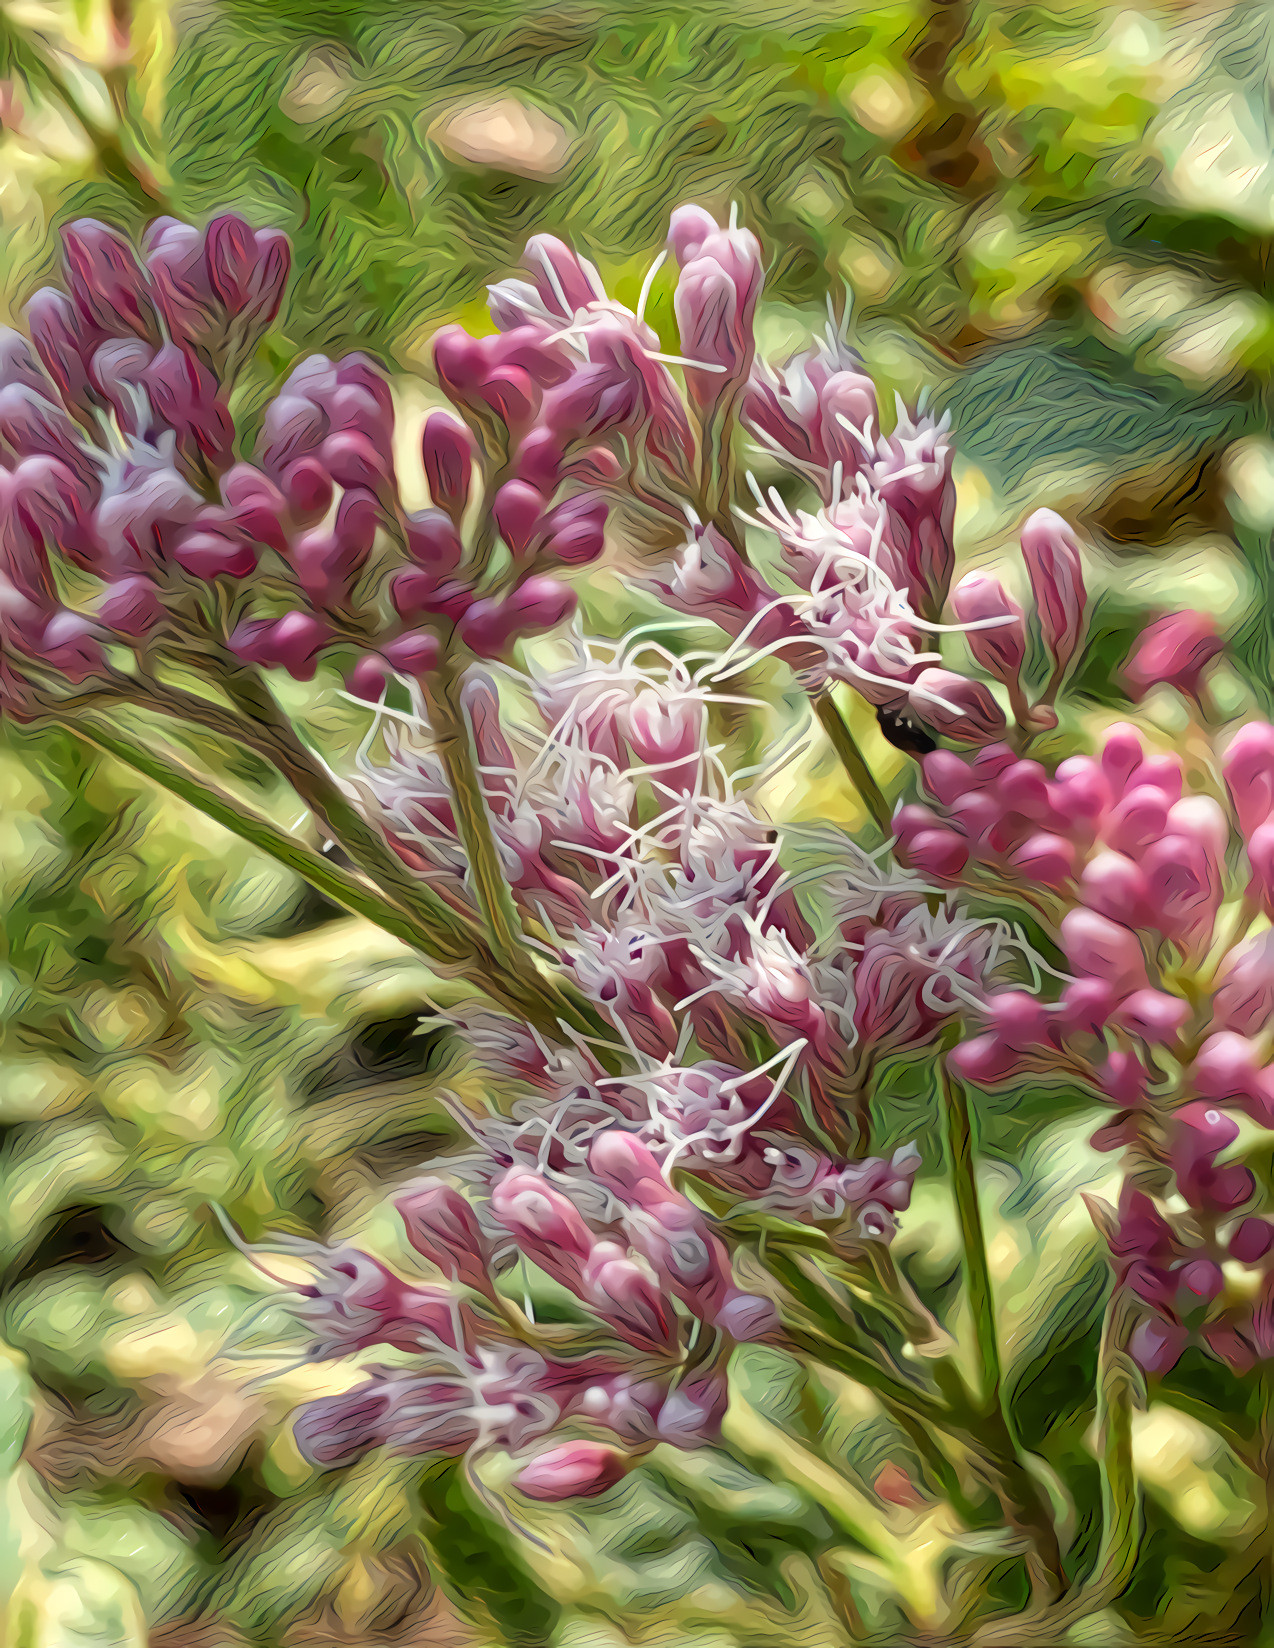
56,712,472,964
941,1059,1065,1602
421,660,529,974
812,689,892,835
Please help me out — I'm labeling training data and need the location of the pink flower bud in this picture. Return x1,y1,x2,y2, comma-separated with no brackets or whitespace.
493,479,546,558
61,219,162,342
219,465,288,554
24,288,98,413
951,572,1027,685
173,529,257,581
521,233,606,315
397,1178,494,1295
96,575,163,636
1116,989,1190,1044
910,669,1007,745
985,990,1049,1050
1213,932,1274,1038
1142,833,1222,952
0,326,55,395
1051,754,1110,826
144,342,234,469
674,251,757,404
921,749,976,806
515,1442,629,1501
1124,610,1223,702
37,609,105,682
624,688,703,793
1104,785,1169,859
458,576,577,658
542,493,608,566
279,457,332,525
818,370,879,479
402,508,463,576
1230,1218,1274,1264
1249,821,1274,913
1061,909,1147,995
1080,850,1150,926
322,430,391,495
1020,509,1086,677
658,1370,732,1443
949,1034,1019,1085
490,1168,594,1265
421,410,474,521
230,610,331,679
668,204,721,266
382,631,441,679
204,214,289,332
1060,977,1117,1037
905,827,970,878
1009,832,1075,888
1224,722,1274,836
1192,1033,1264,1104
347,653,388,701
516,425,564,491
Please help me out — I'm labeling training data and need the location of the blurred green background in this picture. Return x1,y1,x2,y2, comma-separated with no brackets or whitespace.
3,1,1274,1642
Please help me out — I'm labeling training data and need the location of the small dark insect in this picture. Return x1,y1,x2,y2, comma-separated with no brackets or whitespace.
875,703,937,756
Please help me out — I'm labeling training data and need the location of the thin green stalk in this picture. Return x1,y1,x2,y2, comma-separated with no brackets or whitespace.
57,712,472,965
812,689,892,836
421,660,533,976
972,1291,1142,1646
941,1060,1065,1602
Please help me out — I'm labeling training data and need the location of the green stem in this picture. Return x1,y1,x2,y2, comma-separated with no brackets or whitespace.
812,688,892,835
972,1291,1142,1646
56,712,473,964
941,1059,1065,1602
421,660,532,975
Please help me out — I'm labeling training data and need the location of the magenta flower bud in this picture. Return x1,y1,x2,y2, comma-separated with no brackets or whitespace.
1020,509,1086,678
667,204,720,266
321,430,391,495
1102,1048,1148,1108
291,527,365,609
0,327,53,395
38,609,105,682
293,1382,391,1469
624,688,703,794
230,610,331,679
1052,754,1111,825
1099,723,1144,794
143,217,213,343
1181,1259,1226,1303
0,385,93,484
397,1178,493,1295
24,289,99,414
490,1167,594,1264
904,826,970,878
715,1290,780,1343
581,1241,675,1352
390,569,441,619
521,233,606,315
90,337,154,437
421,409,474,521
674,251,757,406
458,576,577,658
1116,988,1190,1044
515,1442,628,1501
1129,1317,1188,1377
1231,1218,1274,1264
280,457,333,525
143,343,234,469
951,572,1027,685
1224,722,1274,836
61,219,161,342
96,575,163,636
819,370,879,478
1124,610,1223,702
1249,821,1274,913
910,669,1007,746
220,464,288,554
516,425,564,492
949,1035,1019,1085
204,214,290,331
432,325,488,399
985,990,1049,1051
493,479,546,558
347,653,388,701
382,631,441,680
1192,1033,1264,1104
1009,832,1075,888
1081,850,1150,926
173,529,257,581
921,749,977,806
542,493,608,566
1105,785,1170,859
1061,909,1147,995
1142,833,1222,952
404,507,464,575
1213,932,1274,1037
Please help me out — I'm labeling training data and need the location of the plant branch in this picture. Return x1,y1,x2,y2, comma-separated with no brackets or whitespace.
812,688,892,835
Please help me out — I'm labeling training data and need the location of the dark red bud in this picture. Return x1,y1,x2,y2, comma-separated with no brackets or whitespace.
493,479,545,557
173,529,257,580
404,508,463,574
382,631,442,679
